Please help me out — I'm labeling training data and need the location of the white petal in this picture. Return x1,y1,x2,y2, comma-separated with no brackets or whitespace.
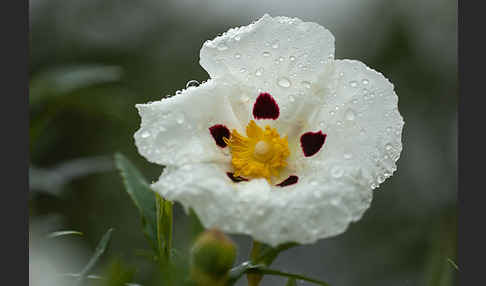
200,14,335,117
152,162,372,246
134,79,245,166
304,59,404,190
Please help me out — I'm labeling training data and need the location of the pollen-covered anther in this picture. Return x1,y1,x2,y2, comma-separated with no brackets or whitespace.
224,120,289,180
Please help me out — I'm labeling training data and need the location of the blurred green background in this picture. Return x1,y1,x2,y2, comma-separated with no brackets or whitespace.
29,0,457,285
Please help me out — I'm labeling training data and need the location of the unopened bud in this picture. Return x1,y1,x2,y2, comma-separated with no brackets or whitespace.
190,228,237,286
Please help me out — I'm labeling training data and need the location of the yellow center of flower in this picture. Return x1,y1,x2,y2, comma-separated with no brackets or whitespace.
223,120,290,181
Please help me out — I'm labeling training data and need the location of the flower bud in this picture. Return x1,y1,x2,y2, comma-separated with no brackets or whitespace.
190,228,237,286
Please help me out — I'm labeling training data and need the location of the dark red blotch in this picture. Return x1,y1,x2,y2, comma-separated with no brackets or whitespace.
209,124,230,148
276,175,299,187
300,131,327,157
252,92,280,120
227,172,248,183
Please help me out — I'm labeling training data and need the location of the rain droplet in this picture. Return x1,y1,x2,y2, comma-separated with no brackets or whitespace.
336,121,343,126
345,109,356,121
319,121,326,127
339,72,344,77
277,77,291,88
272,42,279,49
289,56,296,61
140,131,150,138
186,80,199,89
234,35,241,41
240,68,247,73
176,113,185,124
262,51,271,57
301,81,311,89
329,111,335,116
217,43,228,51
349,81,358,87
344,153,353,159
278,56,284,62
255,68,264,77
234,53,241,59
385,144,393,151
288,95,295,102
175,90,182,95
331,166,344,178
362,79,369,85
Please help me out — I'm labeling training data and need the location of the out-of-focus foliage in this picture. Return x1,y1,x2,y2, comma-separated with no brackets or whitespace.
29,0,457,285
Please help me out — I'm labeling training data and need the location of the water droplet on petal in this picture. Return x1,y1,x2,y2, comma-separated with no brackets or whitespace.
331,166,344,178
289,56,296,61
255,68,264,77
141,131,150,138
186,80,199,89
362,79,369,85
272,41,279,49
217,43,228,51
240,68,247,73
349,81,358,87
301,81,311,89
262,51,271,57
345,109,356,121
234,53,241,59
288,95,295,102
385,144,393,151
344,153,353,159
278,56,284,62
176,113,185,124
277,77,291,88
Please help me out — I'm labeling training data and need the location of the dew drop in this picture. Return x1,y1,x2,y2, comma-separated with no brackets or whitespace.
272,42,279,49
344,153,353,159
331,166,344,178
329,111,335,116
185,80,199,89
140,131,150,138
255,68,264,77
217,43,228,51
362,79,369,85
262,51,271,57
288,95,295,102
349,81,358,87
301,81,311,89
234,53,241,59
176,113,185,124
336,121,342,126
277,77,291,88
345,109,356,121
234,35,241,41
240,68,247,73
175,90,182,95
339,72,344,77
385,144,393,151
278,56,284,62
289,56,296,61
319,121,326,128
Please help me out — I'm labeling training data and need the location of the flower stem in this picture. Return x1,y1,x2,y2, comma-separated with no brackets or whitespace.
247,241,263,286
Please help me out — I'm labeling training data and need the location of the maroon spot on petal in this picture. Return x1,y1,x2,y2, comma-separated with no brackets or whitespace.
227,172,248,183
300,131,327,157
209,124,230,148
276,175,299,187
253,92,280,120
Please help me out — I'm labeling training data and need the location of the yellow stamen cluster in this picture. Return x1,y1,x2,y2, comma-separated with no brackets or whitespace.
224,120,290,181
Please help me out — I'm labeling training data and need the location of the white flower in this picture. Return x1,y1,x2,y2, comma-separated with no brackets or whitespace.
134,14,404,246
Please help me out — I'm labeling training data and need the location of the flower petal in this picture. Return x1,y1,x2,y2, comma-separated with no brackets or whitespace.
306,59,404,190
200,14,335,116
134,79,244,166
152,162,372,246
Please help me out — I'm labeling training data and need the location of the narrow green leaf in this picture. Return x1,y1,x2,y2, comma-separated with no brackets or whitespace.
447,258,459,271
75,228,115,286
253,241,298,266
286,278,298,286
156,193,173,263
47,230,83,238
114,153,157,251
247,266,330,286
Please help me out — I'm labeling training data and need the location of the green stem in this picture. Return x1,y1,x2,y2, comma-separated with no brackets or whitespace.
247,241,264,286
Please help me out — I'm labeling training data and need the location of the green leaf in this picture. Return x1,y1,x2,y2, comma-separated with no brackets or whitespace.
228,263,330,286
286,278,298,286
114,153,157,251
156,193,173,263
47,230,83,238
30,65,123,106
75,228,115,286
253,242,298,266
248,266,330,286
